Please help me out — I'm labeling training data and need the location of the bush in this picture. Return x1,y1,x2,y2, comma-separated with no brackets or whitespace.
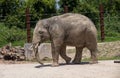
0,23,26,47
104,14,120,33
5,15,25,29
104,14,120,41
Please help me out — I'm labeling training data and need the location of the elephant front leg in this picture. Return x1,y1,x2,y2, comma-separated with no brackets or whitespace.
72,47,83,64
36,52,43,65
51,41,61,67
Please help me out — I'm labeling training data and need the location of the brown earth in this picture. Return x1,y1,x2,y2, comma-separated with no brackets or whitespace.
0,41,120,78
0,41,120,64
0,60,120,78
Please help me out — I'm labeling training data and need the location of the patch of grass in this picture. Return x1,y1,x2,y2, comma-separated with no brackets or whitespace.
12,40,26,47
98,56,120,60
98,36,120,42
97,30,120,42
104,37,120,42
82,56,120,62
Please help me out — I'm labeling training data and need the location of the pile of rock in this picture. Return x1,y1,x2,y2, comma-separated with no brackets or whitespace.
0,45,25,61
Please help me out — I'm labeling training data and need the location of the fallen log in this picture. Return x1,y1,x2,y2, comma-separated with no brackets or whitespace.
0,45,25,61
114,60,120,63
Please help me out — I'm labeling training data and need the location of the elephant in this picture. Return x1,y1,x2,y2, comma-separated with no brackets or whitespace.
32,13,98,66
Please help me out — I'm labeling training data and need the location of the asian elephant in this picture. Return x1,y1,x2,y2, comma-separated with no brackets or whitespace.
32,13,98,66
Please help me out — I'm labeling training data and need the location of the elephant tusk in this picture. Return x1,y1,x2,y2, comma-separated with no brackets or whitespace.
29,45,33,50
33,42,44,65
35,43,39,49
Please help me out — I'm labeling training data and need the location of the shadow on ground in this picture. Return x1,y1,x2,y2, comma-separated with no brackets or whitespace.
35,62,90,68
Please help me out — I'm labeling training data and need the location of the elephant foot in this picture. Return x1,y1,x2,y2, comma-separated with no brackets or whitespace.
89,61,98,64
65,57,71,64
38,62,44,65
72,59,81,64
52,62,59,67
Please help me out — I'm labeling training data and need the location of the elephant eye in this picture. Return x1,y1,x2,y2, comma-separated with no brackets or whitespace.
39,31,44,34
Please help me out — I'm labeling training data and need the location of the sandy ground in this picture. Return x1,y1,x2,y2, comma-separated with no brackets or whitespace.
0,60,120,78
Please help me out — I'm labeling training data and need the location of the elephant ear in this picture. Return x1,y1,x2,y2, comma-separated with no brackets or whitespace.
42,17,62,30
42,19,49,29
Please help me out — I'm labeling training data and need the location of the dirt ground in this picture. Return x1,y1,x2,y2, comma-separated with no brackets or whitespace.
0,60,120,78
0,41,120,78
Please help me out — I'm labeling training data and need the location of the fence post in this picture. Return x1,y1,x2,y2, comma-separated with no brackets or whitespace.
25,7,31,43
64,5,68,13
99,4,105,41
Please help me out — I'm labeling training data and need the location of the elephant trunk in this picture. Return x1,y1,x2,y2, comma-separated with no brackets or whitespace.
32,42,43,65
32,34,43,65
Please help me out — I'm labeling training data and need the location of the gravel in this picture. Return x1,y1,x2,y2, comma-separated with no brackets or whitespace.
0,60,120,78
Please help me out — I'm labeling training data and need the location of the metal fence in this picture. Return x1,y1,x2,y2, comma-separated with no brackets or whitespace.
0,7,120,47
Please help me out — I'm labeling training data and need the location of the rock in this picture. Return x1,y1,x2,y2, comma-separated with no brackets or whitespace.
35,41,120,61
38,43,52,60
24,43,34,61
97,41,120,58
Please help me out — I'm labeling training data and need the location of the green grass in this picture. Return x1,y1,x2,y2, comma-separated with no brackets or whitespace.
97,30,120,42
82,56,120,62
98,37,120,43
104,37,120,42
12,40,26,47
98,56,120,60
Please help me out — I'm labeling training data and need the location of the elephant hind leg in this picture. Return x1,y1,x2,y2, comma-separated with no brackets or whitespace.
89,49,98,64
72,47,83,64
87,45,98,64
60,45,71,64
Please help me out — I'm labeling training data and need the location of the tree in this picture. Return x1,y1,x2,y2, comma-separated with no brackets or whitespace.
29,0,56,21
59,0,99,28
0,0,21,18
0,0,26,28
25,0,56,27
59,0,79,12
59,0,120,29
0,0,56,28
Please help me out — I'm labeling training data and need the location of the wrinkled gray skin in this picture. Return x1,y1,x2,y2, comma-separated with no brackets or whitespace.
32,13,98,66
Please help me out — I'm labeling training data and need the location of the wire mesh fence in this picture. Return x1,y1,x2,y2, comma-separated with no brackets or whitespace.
0,11,120,47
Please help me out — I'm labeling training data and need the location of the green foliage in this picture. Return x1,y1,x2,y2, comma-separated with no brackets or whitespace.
74,0,100,28
0,0,56,28
103,0,120,16
59,0,120,42
0,0,56,47
59,0,120,28
29,0,56,23
0,0,120,47
59,0,79,12
0,0,20,15
0,23,26,47
59,0,100,28
104,14,120,33
0,0,26,28
4,15,25,28
103,14,120,41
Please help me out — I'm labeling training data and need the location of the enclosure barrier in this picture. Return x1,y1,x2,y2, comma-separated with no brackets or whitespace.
0,4,120,45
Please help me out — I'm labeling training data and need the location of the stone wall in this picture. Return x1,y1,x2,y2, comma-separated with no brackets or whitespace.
37,41,120,60
82,41,120,59
97,41,120,58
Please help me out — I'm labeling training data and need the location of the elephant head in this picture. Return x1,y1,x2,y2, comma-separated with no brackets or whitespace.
32,17,64,65
32,19,51,65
